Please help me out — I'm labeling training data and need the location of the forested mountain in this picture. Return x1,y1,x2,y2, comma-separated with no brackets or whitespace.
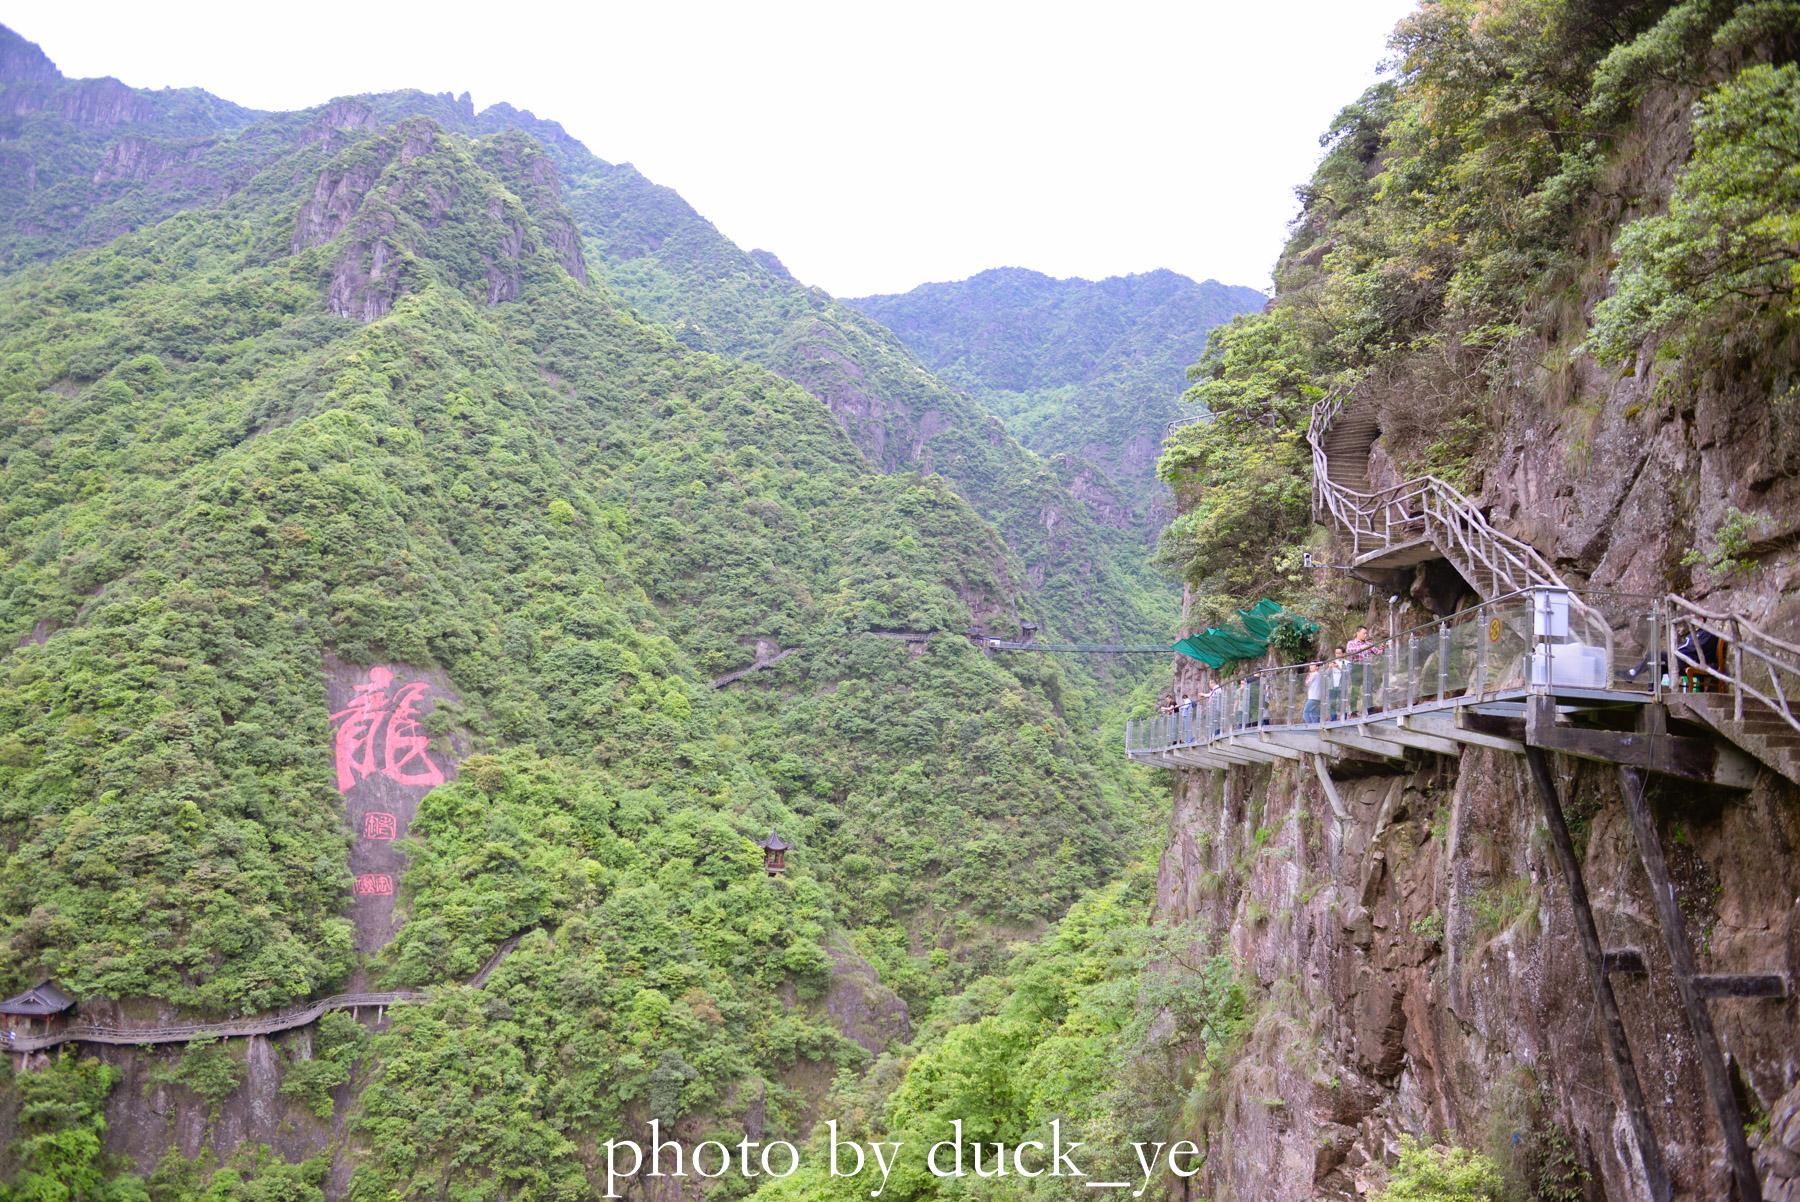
0,26,1173,647
848,269,1264,526
0,24,1172,1196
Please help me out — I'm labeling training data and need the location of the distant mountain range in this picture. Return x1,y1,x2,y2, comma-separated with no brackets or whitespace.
850,268,1266,529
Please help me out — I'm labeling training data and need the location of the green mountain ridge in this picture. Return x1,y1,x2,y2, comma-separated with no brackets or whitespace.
848,267,1265,525
0,25,1174,648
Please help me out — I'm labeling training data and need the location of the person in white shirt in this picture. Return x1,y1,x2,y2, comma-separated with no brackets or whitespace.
1304,661,1326,723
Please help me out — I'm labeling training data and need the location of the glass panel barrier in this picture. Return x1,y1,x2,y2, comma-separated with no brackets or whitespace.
1129,589,1671,756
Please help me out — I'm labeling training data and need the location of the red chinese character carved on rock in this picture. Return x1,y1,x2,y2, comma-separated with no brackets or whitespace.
353,873,394,896
330,666,446,792
363,811,398,840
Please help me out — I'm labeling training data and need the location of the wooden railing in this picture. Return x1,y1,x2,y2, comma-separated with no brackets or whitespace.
7,931,533,1054
7,991,420,1053
1306,390,1566,595
1665,595,1800,730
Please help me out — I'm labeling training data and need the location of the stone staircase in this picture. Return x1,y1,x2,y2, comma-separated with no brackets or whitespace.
1320,399,1379,493
1308,391,1564,598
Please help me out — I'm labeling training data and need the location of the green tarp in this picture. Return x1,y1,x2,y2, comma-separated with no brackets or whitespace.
1234,598,1284,641
1171,599,1317,668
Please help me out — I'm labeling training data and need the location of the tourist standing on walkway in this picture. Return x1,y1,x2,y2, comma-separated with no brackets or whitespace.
1327,647,1346,719
1304,660,1326,723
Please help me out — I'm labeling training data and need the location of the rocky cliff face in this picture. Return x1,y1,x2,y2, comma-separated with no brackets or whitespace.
1157,738,1799,1200
1152,50,1800,1202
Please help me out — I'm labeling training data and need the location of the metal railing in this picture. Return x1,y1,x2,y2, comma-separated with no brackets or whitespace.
1298,389,1800,744
1127,587,1658,756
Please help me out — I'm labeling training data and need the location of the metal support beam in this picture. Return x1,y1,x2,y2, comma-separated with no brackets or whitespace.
1402,709,1526,753
1203,744,1269,765
1241,734,1304,761
1455,709,1531,751
1618,767,1763,1202
1367,719,1464,756
1264,729,1333,755
1311,753,1350,824
1168,749,1232,770
1524,748,1671,1202
1321,727,1408,760
1604,948,1648,975
1214,739,1288,764
1526,698,1755,789
1692,974,1790,1000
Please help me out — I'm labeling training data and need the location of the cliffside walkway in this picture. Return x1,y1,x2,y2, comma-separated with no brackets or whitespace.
1133,391,1800,1202
8,932,526,1056
1129,391,1800,785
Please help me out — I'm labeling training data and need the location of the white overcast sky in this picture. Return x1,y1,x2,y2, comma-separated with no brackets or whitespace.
8,1,1415,297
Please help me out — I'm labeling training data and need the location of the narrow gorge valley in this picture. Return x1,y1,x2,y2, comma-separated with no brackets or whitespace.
2,4,1799,1201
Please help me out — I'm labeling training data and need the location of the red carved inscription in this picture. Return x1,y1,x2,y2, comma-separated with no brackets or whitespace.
331,666,446,792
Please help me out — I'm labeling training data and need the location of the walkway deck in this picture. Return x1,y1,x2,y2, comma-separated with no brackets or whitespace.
1126,587,1760,787
7,932,528,1055
1136,388,1800,788
6,991,419,1054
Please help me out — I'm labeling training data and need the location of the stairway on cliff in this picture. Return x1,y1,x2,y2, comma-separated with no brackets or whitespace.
1320,397,1446,581
1675,694,1800,787
1322,401,1379,492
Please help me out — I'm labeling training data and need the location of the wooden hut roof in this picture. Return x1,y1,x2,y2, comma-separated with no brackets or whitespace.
0,981,75,1016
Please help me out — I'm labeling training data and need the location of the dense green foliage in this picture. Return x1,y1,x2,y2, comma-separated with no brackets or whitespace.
1372,1140,1503,1202
1158,0,1800,619
848,269,1264,522
0,1057,142,1202
0,25,1172,651
1589,60,1800,361
0,80,1152,1006
0,26,1181,1198
1157,308,1321,609
755,873,1250,1202
0,28,262,272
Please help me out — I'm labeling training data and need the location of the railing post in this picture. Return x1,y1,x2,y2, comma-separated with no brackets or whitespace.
1387,636,1399,711
1406,634,1418,707
1732,634,1743,721
1438,621,1450,700
1668,611,1679,697
1475,604,1488,700
1647,603,1661,701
